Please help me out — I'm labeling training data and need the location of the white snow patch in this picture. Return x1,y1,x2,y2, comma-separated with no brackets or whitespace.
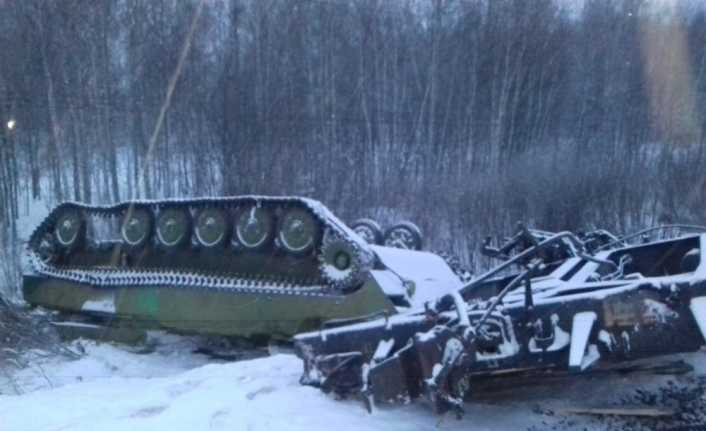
597,330,615,352
528,314,570,354
579,344,601,371
81,294,117,313
690,296,706,342
4,338,706,431
372,245,461,307
569,312,597,370
51,321,103,329
642,298,679,324
0,342,542,431
372,339,395,363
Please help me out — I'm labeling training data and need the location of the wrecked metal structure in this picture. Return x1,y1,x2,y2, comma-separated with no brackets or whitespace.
295,224,706,415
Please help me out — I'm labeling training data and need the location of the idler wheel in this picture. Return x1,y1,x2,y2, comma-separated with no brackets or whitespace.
120,206,153,248
156,207,192,249
319,231,369,289
350,218,384,245
234,205,274,250
278,207,319,254
195,208,230,248
54,209,86,250
383,221,423,251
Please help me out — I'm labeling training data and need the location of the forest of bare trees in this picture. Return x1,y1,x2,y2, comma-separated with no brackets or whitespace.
1,0,706,297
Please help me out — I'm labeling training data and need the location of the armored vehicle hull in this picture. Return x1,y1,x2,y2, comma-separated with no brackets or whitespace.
22,274,397,340
22,196,460,341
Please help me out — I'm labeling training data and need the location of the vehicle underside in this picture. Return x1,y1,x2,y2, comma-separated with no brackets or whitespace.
21,196,461,343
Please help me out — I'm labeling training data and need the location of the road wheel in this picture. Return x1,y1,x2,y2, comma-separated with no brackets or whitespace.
121,206,153,249
278,207,320,254
54,209,85,251
234,205,274,250
350,218,384,245
195,208,230,248
156,207,192,249
383,221,423,251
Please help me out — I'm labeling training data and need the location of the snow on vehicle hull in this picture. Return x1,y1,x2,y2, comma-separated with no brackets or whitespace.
294,226,706,415
22,196,459,341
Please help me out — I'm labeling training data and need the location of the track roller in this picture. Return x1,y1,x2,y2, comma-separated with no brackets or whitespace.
195,207,230,248
350,218,384,245
54,209,86,251
278,207,320,254
156,207,192,249
120,206,153,249
235,205,274,250
383,221,423,251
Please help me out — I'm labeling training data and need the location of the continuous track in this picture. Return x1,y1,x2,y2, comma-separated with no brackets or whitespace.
27,196,375,297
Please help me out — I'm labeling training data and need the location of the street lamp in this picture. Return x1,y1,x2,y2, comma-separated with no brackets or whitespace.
6,119,15,131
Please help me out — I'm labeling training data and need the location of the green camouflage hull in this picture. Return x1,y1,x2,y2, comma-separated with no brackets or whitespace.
23,274,396,340
23,195,460,342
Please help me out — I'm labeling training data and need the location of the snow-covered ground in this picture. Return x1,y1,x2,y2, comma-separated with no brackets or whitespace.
3,336,706,431
3,340,489,431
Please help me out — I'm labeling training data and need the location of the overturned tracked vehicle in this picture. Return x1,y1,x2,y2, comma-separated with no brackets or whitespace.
295,224,706,415
23,196,462,342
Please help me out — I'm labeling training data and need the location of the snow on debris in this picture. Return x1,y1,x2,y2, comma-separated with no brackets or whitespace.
371,245,462,307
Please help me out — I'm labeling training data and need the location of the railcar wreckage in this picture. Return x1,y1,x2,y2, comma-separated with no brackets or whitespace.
294,224,706,416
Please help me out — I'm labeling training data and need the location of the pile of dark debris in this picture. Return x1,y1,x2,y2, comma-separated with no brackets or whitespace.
530,376,706,431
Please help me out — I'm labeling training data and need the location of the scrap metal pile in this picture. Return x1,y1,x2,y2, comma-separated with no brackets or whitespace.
294,223,706,416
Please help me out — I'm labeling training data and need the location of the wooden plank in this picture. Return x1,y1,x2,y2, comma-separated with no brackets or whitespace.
561,407,674,417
